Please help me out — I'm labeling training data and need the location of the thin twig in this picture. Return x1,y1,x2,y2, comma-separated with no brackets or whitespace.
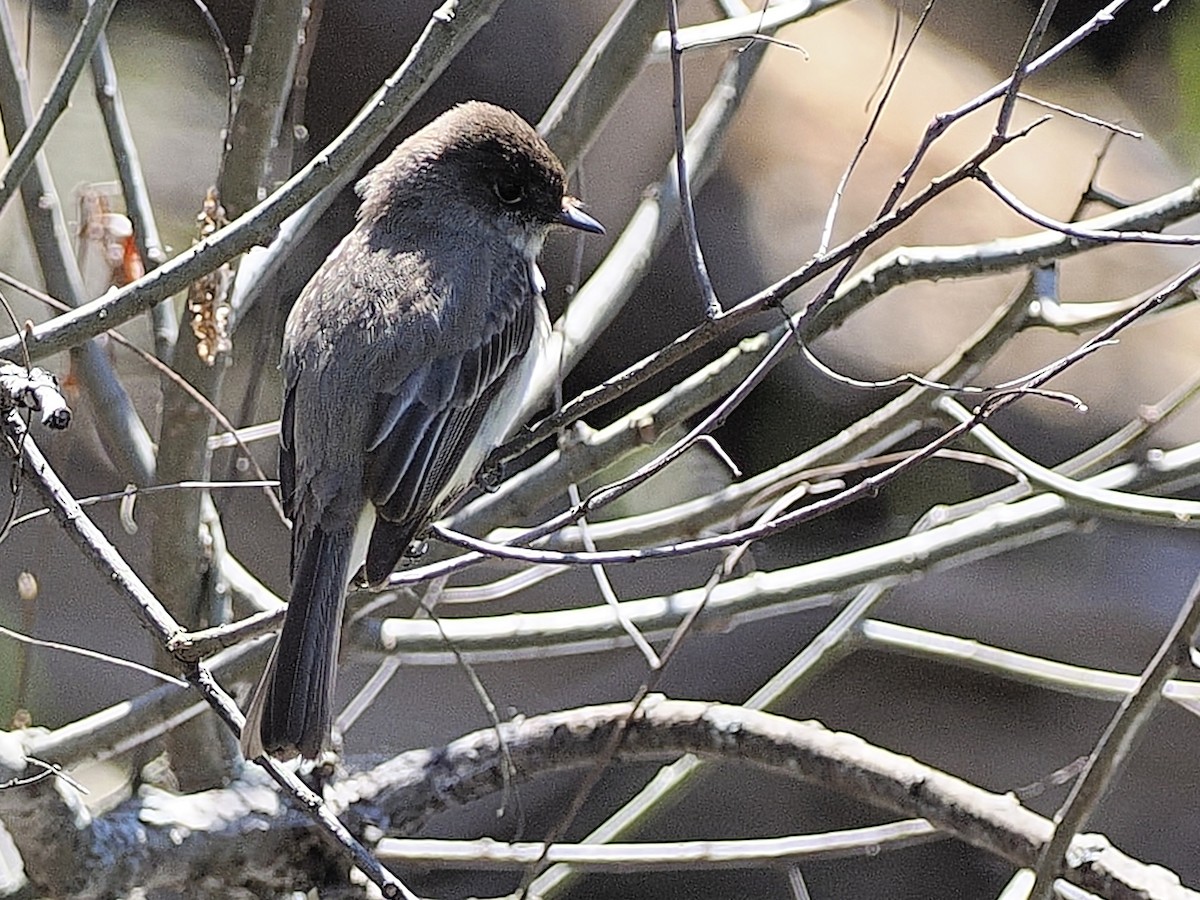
939,397,1200,525
1016,92,1142,139
0,622,187,686
877,0,1139,219
8,479,278,530
1029,571,1200,900
977,168,1200,245
994,0,1060,137
568,483,660,668
818,0,936,255
665,0,720,319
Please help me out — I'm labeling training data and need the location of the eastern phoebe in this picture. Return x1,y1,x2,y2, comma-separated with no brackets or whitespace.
241,101,604,761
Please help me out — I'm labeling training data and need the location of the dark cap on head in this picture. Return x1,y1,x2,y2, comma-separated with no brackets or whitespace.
358,101,603,236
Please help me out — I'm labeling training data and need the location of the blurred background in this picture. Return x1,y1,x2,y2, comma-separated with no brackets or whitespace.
1,0,1199,897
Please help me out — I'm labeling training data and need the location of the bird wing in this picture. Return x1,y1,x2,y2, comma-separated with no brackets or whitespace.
359,246,536,583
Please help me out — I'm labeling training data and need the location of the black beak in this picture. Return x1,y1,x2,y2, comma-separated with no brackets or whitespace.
558,199,605,235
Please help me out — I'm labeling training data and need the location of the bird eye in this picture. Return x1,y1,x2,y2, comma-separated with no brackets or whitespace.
493,177,525,205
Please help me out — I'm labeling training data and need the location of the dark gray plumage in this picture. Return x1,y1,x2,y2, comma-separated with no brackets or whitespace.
241,102,603,761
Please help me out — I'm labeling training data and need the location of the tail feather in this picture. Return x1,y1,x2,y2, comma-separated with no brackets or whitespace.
241,521,353,760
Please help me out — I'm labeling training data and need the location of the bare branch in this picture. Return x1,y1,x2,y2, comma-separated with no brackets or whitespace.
0,0,119,213
88,31,175,359
539,0,663,168
665,0,720,319
377,820,942,870
330,698,1195,900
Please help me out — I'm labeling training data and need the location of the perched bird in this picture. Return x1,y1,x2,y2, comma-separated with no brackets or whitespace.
241,101,604,761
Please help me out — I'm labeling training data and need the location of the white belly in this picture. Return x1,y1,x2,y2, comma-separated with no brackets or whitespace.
437,295,552,511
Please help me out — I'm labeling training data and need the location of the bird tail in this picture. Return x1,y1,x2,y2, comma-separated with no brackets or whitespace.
241,521,354,760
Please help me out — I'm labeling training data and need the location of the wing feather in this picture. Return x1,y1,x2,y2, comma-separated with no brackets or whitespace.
359,248,537,582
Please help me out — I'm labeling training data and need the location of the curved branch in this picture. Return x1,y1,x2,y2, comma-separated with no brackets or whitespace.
329,699,1193,900
939,397,1200,525
8,699,1183,897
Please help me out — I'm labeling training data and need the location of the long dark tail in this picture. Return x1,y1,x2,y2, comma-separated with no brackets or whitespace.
241,521,354,760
